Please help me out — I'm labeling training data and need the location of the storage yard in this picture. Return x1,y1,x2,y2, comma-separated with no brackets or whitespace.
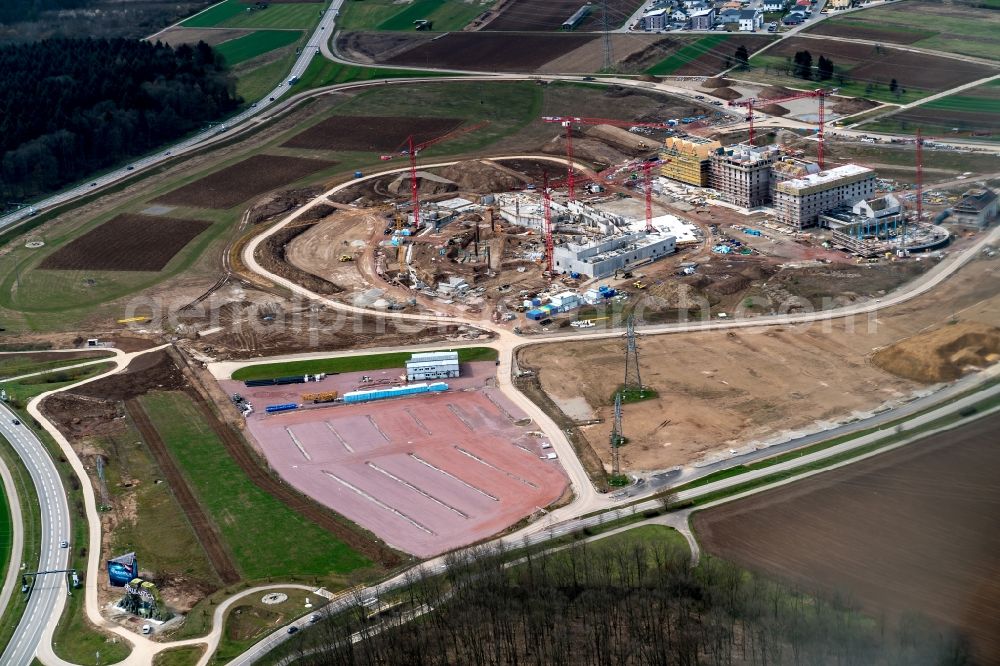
693,412,1000,662
221,361,568,557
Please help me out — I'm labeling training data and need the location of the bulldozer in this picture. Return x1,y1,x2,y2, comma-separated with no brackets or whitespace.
339,254,354,262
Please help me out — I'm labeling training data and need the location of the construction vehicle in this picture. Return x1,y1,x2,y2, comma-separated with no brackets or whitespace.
633,281,647,290
339,254,354,262
117,316,150,324
301,391,339,404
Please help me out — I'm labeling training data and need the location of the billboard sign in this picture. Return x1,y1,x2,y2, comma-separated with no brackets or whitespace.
107,552,138,587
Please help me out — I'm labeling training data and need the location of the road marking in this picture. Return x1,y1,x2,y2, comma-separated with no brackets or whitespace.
321,470,434,535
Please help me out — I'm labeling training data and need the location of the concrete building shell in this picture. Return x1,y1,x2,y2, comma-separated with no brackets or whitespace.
774,164,876,229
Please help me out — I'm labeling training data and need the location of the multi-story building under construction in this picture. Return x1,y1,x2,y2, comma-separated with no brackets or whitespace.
774,164,876,230
660,136,721,186
709,144,780,208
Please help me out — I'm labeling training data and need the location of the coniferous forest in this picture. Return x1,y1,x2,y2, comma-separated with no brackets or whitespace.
0,37,239,202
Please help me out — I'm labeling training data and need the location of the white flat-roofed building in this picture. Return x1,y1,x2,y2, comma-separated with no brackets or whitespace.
554,230,676,278
774,164,876,229
406,351,460,381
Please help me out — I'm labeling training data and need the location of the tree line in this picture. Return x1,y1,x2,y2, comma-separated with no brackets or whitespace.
281,537,970,666
0,37,239,203
0,0,90,25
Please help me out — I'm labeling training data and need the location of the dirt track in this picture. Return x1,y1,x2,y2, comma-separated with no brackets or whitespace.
126,398,241,585
693,412,1000,662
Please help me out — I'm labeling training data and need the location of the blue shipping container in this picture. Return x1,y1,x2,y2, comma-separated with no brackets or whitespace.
343,382,449,404
531,298,541,307
266,403,299,414
526,309,544,320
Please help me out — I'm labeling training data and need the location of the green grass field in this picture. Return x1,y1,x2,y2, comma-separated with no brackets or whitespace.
0,352,114,380
184,0,326,29
140,391,371,580
809,0,1000,61
181,0,245,27
232,347,497,380
337,0,493,31
744,53,929,104
293,57,455,92
215,30,303,66
857,79,1000,139
154,646,205,666
1,362,116,406
646,35,728,76
0,479,10,606
0,209,231,323
100,422,222,591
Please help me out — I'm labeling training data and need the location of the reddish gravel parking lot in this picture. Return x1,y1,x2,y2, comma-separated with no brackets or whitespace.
224,362,567,557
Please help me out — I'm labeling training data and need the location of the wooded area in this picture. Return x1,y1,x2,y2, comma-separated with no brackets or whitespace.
286,537,971,665
0,37,239,202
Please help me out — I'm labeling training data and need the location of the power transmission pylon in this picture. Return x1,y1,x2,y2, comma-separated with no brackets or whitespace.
601,0,613,72
610,391,623,477
623,315,642,394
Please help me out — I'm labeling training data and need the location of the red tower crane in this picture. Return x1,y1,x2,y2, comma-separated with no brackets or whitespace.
541,116,673,201
542,171,554,274
728,89,832,167
384,121,489,229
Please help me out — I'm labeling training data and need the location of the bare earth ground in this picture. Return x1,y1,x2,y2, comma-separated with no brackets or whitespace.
693,412,1000,663
221,362,567,557
520,253,1000,472
152,27,252,48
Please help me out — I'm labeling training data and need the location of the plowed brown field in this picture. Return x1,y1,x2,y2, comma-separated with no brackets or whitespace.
157,155,334,209
693,413,1000,662
39,214,210,271
385,32,597,72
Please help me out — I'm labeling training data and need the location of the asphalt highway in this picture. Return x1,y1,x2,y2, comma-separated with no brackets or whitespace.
0,402,71,666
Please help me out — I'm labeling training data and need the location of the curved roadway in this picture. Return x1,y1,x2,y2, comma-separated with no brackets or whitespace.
3,0,1000,662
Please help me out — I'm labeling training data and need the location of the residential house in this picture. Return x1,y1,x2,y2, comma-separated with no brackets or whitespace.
762,0,785,10
739,7,762,30
641,8,670,30
690,7,716,29
719,8,741,24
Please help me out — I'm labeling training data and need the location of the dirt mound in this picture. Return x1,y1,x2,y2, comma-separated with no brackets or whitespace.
711,87,743,101
435,160,531,193
542,136,630,168
758,85,797,100
248,187,325,225
758,103,790,116
387,171,458,197
830,96,879,115
68,350,188,401
872,321,1000,383
700,77,732,89
583,124,657,154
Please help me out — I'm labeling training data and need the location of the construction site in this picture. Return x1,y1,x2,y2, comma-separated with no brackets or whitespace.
259,96,967,341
